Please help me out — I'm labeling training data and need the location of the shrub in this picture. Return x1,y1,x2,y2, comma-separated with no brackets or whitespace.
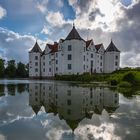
118,81,132,88
110,79,118,86
122,72,135,84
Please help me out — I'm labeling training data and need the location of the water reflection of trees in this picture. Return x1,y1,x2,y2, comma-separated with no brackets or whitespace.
29,83,119,131
0,84,28,96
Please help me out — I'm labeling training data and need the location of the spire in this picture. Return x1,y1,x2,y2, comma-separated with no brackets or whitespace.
106,40,120,52
65,23,84,41
29,41,42,53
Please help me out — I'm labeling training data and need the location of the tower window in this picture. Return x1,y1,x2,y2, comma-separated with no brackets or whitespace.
35,68,38,72
35,56,38,60
115,62,118,66
68,45,72,51
35,62,38,66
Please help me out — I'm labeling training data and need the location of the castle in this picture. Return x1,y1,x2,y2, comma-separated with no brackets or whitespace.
29,25,120,78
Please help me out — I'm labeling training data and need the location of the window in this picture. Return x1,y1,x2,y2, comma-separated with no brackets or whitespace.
68,54,72,60
56,67,58,71
43,62,45,66
35,56,38,60
67,109,71,115
35,68,38,72
56,60,58,64
43,56,45,60
100,56,102,60
87,59,88,62
43,68,45,72
49,61,51,65
115,62,118,66
100,62,102,66
67,100,71,105
35,62,38,66
49,68,51,72
68,64,72,70
83,65,85,70
91,60,93,66
91,54,93,58
84,56,85,61
68,45,72,51
84,47,86,52
56,53,58,57
67,90,71,96
116,55,118,60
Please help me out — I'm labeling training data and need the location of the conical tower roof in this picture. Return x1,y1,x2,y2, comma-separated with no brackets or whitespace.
106,40,120,52
29,41,42,53
65,25,84,41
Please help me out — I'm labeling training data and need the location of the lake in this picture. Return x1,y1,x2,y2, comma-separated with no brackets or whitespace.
0,80,140,140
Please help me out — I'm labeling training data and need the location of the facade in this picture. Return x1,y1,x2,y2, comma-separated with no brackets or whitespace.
29,25,120,78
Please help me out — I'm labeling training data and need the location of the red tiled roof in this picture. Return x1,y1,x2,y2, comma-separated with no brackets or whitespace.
95,44,103,51
47,43,58,53
86,39,93,48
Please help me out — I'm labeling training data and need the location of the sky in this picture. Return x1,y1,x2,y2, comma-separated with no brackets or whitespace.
0,0,140,67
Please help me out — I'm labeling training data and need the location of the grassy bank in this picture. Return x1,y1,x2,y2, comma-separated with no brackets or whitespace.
55,68,140,88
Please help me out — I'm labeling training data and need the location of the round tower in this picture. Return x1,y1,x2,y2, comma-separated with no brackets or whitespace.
29,41,42,78
104,40,120,73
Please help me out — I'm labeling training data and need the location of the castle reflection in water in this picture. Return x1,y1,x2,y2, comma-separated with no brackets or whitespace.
29,83,119,130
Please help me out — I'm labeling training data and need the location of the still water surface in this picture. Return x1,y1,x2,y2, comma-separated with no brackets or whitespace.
0,80,140,140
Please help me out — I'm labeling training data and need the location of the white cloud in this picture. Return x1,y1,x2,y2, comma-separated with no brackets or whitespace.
0,6,7,19
46,11,66,27
37,0,48,13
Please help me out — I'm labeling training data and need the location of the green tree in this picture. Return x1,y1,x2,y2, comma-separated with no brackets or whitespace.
0,59,5,77
16,62,28,78
5,60,16,78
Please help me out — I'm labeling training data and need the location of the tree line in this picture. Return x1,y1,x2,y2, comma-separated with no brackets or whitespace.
0,59,28,78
